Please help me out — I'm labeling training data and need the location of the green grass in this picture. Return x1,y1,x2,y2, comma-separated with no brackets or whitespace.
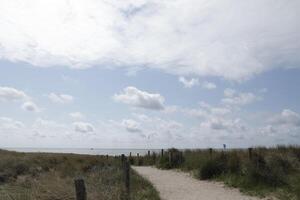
0,149,160,200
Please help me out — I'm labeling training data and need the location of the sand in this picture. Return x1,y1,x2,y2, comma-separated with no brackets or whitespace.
133,166,274,200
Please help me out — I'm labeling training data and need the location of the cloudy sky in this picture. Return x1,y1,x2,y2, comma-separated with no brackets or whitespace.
0,0,300,148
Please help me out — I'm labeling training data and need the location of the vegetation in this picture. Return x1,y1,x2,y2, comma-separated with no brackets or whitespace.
135,146,300,200
0,149,160,200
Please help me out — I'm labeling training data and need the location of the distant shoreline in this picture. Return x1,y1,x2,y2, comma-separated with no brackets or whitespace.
2,147,162,156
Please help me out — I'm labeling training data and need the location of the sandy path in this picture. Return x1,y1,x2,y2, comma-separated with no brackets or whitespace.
133,166,266,200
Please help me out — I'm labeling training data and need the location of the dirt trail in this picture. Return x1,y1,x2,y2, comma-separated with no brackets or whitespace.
133,166,271,200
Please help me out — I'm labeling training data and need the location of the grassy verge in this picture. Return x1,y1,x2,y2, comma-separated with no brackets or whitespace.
134,146,300,199
0,149,160,200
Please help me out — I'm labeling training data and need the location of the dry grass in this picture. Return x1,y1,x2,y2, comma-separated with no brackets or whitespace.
0,149,160,200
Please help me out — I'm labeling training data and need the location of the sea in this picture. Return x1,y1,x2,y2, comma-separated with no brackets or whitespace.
3,148,162,156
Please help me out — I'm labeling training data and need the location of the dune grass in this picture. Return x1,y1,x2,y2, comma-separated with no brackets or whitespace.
134,146,300,200
0,149,160,200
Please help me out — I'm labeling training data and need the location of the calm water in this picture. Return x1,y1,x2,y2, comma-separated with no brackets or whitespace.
4,148,162,156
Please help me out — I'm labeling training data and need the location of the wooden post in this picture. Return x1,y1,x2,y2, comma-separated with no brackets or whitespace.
161,149,164,157
209,148,213,159
148,150,150,157
137,153,140,166
74,178,87,200
129,152,132,157
121,154,125,166
106,154,109,159
124,160,130,199
248,148,253,160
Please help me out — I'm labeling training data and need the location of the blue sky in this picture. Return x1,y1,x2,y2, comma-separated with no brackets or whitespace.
0,0,299,148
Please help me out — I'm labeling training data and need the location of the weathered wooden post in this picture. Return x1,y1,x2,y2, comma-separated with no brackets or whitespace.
74,178,87,200
124,160,130,199
248,148,253,160
129,152,132,158
137,153,140,166
106,154,109,159
161,149,164,157
121,154,125,166
209,148,213,159
168,151,173,166
148,150,150,157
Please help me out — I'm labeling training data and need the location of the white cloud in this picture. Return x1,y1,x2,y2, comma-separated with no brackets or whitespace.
201,81,217,90
0,0,299,80
69,112,85,120
21,101,40,112
32,118,69,138
201,117,246,132
121,119,142,133
259,125,277,136
114,86,165,110
179,77,199,88
48,93,74,104
222,88,261,106
178,77,216,89
224,88,236,97
73,122,95,133
260,109,300,138
0,117,24,129
163,105,179,114
182,101,231,118
269,109,300,127
0,86,28,101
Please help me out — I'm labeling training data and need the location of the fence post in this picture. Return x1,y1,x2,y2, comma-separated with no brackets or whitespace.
161,149,164,157
148,150,150,157
121,154,125,163
124,160,130,199
248,148,253,160
209,148,213,159
137,153,140,166
74,178,87,200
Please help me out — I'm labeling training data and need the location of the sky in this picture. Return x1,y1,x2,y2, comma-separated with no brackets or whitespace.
0,0,300,148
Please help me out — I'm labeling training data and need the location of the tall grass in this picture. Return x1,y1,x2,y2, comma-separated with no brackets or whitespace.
0,149,160,200
135,146,300,199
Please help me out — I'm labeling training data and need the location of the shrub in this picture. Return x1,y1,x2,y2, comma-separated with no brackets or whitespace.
129,157,134,165
156,156,171,169
14,163,30,176
137,157,144,166
245,153,287,187
199,159,226,180
227,153,241,173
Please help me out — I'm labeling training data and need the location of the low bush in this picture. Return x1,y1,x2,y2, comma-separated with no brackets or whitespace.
245,153,288,187
199,153,228,180
227,152,241,173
